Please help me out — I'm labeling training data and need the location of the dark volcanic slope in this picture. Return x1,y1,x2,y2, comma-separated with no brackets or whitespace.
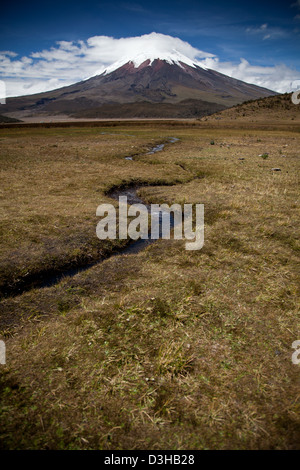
2,59,277,119
70,99,227,119
0,114,21,123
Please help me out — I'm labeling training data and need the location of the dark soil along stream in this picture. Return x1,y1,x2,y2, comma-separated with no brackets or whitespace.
0,137,180,298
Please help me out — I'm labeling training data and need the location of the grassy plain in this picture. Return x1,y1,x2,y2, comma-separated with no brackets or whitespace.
0,121,299,449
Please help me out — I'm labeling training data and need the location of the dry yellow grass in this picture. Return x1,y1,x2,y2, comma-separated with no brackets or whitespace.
0,127,188,296
0,122,299,449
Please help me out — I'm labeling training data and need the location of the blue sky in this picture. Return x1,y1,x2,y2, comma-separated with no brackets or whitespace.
1,0,300,96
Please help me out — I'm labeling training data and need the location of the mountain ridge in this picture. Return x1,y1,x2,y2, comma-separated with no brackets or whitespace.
1,56,277,119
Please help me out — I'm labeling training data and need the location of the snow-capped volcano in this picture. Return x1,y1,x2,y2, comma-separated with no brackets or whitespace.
1,34,277,119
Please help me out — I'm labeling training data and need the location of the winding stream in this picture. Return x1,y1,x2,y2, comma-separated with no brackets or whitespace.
1,137,180,298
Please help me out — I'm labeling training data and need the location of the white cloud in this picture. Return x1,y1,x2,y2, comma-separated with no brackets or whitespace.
246,23,287,40
0,33,215,97
198,57,300,94
0,32,299,97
